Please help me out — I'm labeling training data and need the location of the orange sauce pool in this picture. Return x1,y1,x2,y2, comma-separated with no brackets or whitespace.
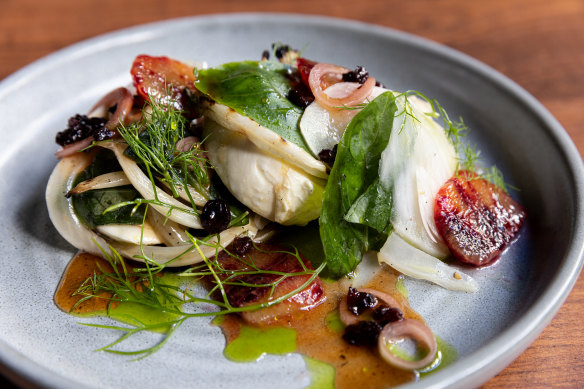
54,252,116,314
218,265,420,389
56,254,426,388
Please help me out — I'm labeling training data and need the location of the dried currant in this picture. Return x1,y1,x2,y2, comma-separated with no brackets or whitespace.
287,86,314,108
346,286,378,316
230,236,253,256
55,114,110,146
201,199,231,234
372,305,404,325
342,66,369,84
342,321,382,346
318,145,338,167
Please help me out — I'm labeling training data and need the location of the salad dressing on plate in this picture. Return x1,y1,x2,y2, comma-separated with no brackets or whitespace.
217,266,421,389
54,254,444,388
54,252,116,314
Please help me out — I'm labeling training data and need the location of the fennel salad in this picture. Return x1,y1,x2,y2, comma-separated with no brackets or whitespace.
46,44,526,387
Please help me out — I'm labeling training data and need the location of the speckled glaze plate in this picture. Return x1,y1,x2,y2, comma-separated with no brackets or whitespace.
0,13,583,389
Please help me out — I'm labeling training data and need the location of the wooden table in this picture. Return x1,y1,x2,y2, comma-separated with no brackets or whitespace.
1,0,583,387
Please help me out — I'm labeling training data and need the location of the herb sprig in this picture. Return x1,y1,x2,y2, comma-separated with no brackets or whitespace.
117,95,211,206
73,238,323,360
403,90,513,191
339,90,512,191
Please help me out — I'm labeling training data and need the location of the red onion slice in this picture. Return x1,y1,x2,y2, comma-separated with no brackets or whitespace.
378,318,438,371
308,63,376,110
175,136,200,152
55,136,93,159
89,87,134,130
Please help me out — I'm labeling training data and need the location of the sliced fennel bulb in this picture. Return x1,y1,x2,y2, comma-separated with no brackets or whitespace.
378,233,478,293
96,223,163,245
203,102,327,179
299,87,387,156
204,120,326,226
379,93,457,258
46,153,112,257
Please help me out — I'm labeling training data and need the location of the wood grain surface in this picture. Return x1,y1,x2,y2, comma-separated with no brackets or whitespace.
1,0,583,387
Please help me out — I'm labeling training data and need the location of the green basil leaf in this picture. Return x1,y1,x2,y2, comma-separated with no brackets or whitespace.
344,178,393,235
72,150,145,228
195,61,310,152
72,187,145,228
319,92,397,278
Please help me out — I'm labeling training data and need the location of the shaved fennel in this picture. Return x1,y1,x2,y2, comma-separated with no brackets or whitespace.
104,141,203,229
111,223,258,266
379,93,457,258
46,153,112,256
378,233,478,292
203,103,328,179
96,222,163,245
68,171,130,195
204,120,325,226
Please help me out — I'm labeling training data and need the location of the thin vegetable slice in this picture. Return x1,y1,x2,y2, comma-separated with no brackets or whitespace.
96,222,163,245
308,63,376,110
378,233,478,292
379,93,457,258
146,208,191,246
46,152,111,256
203,102,327,179
111,223,258,266
103,141,203,229
378,318,437,371
68,171,130,195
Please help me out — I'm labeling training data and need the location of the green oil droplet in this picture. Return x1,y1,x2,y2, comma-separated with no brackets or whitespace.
303,356,335,389
106,272,184,332
396,276,409,299
224,325,297,362
419,336,459,378
325,310,344,333
109,302,180,333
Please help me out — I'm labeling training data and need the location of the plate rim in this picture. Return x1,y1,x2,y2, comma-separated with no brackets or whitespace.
1,12,583,389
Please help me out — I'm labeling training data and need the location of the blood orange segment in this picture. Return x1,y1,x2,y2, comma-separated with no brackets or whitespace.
434,172,526,266
214,243,325,326
296,57,317,87
131,55,197,111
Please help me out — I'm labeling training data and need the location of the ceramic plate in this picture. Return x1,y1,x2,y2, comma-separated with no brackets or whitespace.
0,13,583,389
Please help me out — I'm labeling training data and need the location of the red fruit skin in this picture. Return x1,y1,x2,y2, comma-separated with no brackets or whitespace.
214,243,325,326
296,57,317,87
434,172,526,266
130,55,197,111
